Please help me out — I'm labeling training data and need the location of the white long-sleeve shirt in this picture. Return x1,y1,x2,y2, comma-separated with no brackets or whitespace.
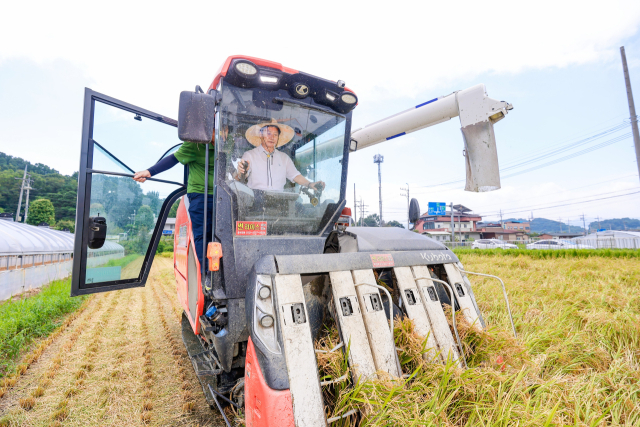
241,146,302,191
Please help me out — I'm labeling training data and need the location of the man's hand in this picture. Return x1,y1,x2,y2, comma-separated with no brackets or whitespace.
237,160,250,179
133,170,151,183
309,181,325,192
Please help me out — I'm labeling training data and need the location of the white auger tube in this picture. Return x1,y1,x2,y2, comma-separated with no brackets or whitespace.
349,84,513,192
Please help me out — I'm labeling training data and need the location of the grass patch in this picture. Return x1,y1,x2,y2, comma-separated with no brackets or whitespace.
0,278,86,378
315,255,640,426
454,247,640,259
102,254,142,268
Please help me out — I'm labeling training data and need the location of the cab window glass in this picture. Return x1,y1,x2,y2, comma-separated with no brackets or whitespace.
216,83,346,236
84,101,183,285
92,101,184,186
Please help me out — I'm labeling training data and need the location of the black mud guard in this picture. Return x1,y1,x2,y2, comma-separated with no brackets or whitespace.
211,298,249,372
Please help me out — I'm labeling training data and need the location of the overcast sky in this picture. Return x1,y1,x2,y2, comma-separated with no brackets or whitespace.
1,1,640,228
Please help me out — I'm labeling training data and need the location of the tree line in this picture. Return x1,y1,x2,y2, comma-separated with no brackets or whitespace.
0,152,78,230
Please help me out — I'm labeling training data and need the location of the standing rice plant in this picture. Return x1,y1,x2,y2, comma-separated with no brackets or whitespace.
315,254,640,426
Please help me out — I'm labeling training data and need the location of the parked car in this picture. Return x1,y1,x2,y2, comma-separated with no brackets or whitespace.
561,240,595,249
472,239,519,249
526,239,594,250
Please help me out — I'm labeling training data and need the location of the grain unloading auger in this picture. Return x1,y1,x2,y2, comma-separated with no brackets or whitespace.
70,55,515,427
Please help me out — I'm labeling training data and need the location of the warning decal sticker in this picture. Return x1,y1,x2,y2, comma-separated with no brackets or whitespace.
370,253,395,268
236,221,267,236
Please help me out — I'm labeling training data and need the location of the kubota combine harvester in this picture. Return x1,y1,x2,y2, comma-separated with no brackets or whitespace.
71,55,515,426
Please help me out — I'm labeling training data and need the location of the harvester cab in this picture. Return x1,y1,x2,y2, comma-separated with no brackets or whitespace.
71,55,515,426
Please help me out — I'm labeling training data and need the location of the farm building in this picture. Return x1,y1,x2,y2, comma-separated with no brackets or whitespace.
0,220,124,300
574,230,640,249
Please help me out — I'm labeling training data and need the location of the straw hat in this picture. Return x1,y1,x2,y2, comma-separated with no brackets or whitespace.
245,119,295,147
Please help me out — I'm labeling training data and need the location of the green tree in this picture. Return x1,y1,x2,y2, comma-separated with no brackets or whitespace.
135,205,155,230
26,199,55,226
362,214,380,227
385,220,405,228
0,152,78,222
168,200,179,218
55,219,75,233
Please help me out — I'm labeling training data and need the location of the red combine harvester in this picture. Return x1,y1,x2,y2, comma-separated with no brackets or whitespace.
71,55,515,426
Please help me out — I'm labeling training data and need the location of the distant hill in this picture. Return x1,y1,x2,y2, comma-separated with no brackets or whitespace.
588,217,640,232
0,152,77,222
505,217,640,234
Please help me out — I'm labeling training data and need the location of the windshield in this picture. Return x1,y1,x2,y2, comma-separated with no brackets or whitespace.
216,82,347,236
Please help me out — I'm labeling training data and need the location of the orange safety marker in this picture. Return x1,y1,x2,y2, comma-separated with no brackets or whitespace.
207,242,223,271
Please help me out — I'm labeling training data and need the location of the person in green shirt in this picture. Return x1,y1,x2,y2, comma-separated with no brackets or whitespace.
133,141,215,289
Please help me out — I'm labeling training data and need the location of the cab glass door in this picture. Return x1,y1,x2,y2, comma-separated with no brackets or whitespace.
71,89,186,296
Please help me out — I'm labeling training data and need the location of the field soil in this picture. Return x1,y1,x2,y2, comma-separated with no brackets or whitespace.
0,257,225,427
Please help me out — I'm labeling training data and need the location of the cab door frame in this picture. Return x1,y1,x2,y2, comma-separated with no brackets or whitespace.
71,88,186,296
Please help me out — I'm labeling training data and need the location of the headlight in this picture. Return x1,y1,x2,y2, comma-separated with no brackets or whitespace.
258,285,271,299
259,75,279,84
489,111,505,121
253,275,281,354
235,61,258,77
260,315,274,328
341,93,357,104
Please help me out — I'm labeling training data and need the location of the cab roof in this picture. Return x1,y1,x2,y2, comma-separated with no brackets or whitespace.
208,55,356,96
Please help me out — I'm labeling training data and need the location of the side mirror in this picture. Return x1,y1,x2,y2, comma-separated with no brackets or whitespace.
88,216,107,249
178,86,219,143
409,198,420,223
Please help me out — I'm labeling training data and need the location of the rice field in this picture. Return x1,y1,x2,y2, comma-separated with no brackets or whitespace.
1,252,639,426
315,253,640,426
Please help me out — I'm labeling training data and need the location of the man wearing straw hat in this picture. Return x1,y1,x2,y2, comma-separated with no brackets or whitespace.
235,119,324,192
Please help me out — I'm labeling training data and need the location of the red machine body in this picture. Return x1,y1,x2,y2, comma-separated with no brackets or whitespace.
170,55,361,424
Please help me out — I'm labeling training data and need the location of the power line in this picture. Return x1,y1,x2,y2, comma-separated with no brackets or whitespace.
481,190,640,217
468,174,639,213
475,187,640,217
501,132,632,179
411,121,634,191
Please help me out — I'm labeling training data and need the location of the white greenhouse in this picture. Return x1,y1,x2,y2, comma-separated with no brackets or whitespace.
0,220,124,300
573,230,640,249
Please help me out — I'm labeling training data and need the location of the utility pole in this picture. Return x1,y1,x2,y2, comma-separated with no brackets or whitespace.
597,216,601,231
449,202,454,242
400,183,409,229
373,155,384,226
357,199,368,227
581,214,587,236
15,165,27,222
23,174,33,224
620,47,640,184
353,183,357,225
499,209,504,228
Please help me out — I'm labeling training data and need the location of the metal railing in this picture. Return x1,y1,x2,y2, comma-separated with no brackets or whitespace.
0,252,73,271
442,238,640,250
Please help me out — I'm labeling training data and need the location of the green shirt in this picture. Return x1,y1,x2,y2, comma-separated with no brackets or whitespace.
174,142,215,194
